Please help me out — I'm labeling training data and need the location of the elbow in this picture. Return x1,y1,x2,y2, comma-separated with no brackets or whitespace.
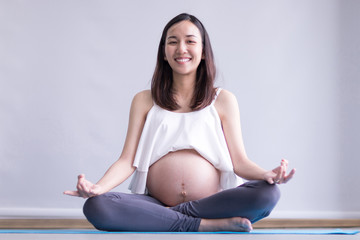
232,157,250,178
233,165,243,177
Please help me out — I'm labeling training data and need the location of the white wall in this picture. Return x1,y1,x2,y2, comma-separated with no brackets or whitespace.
0,0,359,219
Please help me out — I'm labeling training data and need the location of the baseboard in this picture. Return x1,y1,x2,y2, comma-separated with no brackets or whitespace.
1,208,360,219
0,219,92,229
253,218,360,228
1,218,360,229
1,208,359,229
270,211,360,219
0,208,84,219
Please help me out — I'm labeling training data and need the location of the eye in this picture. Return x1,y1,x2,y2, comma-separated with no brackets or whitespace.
187,40,196,44
167,41,177,45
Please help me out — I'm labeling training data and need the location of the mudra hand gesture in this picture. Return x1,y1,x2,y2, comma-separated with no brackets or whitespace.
64,174,102,198
264,159,296,185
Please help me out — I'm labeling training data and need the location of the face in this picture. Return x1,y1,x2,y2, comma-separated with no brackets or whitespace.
164,20,204,79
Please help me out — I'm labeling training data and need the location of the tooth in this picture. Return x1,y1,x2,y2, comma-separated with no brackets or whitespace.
177,58,190,62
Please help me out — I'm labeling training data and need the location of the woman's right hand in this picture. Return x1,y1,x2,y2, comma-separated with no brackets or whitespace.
64,174,103,198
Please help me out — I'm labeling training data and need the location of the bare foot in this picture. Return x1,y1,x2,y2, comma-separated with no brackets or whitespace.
198,217,253,232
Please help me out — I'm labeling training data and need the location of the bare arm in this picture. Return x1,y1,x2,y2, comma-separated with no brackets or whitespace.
215,89,295,184
64,90,153,197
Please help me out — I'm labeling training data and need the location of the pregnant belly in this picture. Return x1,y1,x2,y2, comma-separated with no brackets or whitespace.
146,149,221,206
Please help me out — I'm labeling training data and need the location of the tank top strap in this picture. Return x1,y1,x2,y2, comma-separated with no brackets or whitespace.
212,88,222,103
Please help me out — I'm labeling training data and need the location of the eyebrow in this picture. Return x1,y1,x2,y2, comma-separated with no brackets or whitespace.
167,35,198,40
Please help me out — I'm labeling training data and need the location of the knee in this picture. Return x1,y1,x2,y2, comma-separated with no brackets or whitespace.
246,181,281,222
83,194,105,218
250,180,281,209
262,181,280,204
83,194,113,231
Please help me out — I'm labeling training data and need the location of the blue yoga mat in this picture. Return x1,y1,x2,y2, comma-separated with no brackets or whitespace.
0,229,359,235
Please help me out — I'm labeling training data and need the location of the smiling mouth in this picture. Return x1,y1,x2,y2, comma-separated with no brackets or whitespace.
175,58,191,63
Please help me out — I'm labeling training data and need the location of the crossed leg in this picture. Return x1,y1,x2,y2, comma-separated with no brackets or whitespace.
172,180,280,231
83,180,280,232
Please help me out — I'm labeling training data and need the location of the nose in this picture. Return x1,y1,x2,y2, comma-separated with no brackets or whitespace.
176,41,187,54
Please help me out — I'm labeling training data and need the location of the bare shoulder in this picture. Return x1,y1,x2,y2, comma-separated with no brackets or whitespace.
216,89,237,104
133,89,152,103
215,89,239,118
131,90,153,115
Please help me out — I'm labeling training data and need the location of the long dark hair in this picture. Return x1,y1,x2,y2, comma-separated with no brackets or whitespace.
151,13,216,111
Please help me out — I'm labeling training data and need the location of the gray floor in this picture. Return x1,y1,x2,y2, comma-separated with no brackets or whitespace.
0,229,359,240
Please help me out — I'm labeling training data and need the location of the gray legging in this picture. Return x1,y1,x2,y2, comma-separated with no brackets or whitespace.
83,180,280,232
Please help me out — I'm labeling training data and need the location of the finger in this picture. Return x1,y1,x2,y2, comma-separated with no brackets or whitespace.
76,182,84,193
81,193,91,199
283,169,296,183
78,175,97,198
79,181,89,193
75,174,85,190
266,168,278,184
78,175,90,193
278,159,289,183
273,167,281,184
283,168,296,183
281,158,288,171
76,175,91,198
77,174,86,185
266,177,275,184
281,159,288,166
63,190,80,197
280,166,288,183
76,189,92,199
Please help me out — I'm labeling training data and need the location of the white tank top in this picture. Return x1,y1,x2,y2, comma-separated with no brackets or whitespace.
128,88,243,194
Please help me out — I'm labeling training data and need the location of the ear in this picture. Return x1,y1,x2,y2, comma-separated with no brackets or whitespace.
201,52,205,60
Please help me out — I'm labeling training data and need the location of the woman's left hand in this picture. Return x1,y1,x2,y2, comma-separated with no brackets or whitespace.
264,159,296,184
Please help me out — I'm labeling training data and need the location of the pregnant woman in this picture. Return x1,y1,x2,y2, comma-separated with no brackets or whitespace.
64,13,295,232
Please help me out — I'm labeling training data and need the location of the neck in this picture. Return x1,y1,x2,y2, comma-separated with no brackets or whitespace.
172,73,196,107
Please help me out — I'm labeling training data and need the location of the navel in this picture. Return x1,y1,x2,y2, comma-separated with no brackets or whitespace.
181,183,187,202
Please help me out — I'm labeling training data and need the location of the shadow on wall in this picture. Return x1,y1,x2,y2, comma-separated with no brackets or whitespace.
338,1,360,213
